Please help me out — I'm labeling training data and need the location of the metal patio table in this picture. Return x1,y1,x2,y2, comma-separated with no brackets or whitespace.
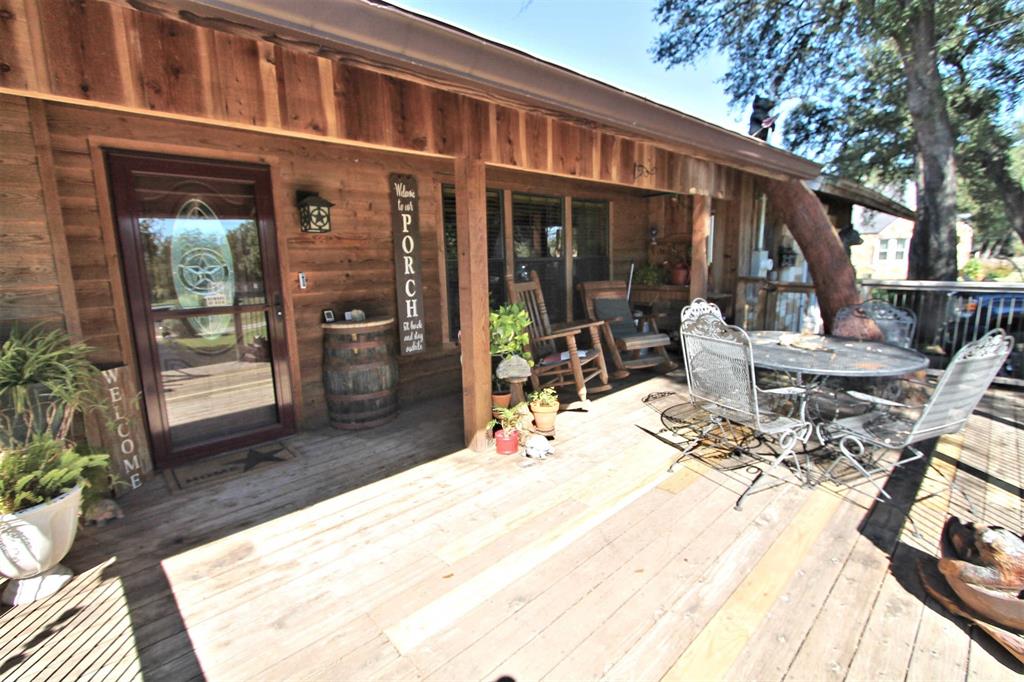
748,331,929,378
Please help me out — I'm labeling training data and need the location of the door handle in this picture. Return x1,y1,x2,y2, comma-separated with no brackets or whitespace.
274,294,284,320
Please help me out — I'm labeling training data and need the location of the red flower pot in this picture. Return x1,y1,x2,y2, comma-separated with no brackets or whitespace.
494,429,520,455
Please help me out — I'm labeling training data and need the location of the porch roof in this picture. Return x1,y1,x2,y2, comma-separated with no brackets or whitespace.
158,0,822,180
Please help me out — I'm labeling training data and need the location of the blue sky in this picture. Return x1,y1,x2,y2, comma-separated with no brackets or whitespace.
390,0,748,134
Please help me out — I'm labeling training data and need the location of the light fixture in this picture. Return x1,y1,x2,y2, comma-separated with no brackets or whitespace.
296,191,334,233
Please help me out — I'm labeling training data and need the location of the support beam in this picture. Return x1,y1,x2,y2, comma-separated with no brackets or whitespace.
690,194,711,300
455,156,491,451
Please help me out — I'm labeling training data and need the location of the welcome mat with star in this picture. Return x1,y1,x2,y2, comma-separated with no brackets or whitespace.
162,440,298,493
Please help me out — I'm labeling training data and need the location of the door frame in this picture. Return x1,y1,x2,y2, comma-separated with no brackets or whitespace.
106,150,295,467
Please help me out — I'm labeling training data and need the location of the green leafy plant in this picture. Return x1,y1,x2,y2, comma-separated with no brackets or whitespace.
0,326,100,446
0,432,109,515
635,264,666,286
489,304,533,362
487,403,526,434
528,387,559,407
961,258,983,282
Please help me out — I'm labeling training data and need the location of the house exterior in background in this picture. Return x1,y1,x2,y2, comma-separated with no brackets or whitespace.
851,213,973,280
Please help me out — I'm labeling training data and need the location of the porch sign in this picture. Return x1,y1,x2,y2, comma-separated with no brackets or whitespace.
86,365,153,495
390,173,425,354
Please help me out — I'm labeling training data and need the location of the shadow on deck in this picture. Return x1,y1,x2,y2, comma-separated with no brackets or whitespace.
0,376,1020,680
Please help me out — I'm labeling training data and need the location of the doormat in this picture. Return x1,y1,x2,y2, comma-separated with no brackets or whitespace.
162,440,298,493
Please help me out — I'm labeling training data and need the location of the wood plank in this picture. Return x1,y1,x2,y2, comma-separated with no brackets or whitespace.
662,488,844,681
27,98,81,337
135,13,206,116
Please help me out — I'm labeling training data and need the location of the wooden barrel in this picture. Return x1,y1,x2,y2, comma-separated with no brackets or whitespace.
323,317,399,429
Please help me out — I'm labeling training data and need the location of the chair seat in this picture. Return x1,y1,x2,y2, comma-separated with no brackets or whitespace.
617,332,671,351
539,348,595,366
829,413,917,447
698,402,807,435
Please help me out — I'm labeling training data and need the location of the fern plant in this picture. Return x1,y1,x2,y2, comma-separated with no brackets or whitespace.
0,326,100,446
0,433,109,515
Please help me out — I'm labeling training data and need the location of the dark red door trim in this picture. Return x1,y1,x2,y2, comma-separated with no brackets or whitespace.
106,151,295,468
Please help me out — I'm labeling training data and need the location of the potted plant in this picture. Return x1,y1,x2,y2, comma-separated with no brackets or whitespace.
528,387,560,433
0,326,109,605
1,434,108,604
488,403,526,455
489,303,533,409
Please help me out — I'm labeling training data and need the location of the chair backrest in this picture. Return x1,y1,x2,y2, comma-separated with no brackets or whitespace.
679,302,761,427
578,280,637,337
506,271,556,358
834,301,917,348
909,329,1013,442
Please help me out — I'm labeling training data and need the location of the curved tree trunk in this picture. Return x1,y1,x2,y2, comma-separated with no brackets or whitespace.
764,178,867,336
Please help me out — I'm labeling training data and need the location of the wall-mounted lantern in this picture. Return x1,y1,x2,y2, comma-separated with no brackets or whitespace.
296,191,334,233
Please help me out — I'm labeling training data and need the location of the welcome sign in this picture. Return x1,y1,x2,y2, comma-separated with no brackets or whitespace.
389,173,425,355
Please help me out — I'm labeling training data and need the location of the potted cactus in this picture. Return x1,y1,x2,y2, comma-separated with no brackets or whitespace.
488,402,526,455
528,387,559,433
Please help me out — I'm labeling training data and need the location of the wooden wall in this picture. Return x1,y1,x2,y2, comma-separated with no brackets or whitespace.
0,0,744,200
39,99,458,427
0,96,76,336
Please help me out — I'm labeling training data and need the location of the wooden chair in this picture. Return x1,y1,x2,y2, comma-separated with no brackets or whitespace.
578,280,677,379
506,272,611,402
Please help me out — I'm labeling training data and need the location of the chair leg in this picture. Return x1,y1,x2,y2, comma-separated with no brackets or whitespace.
566,336,588,403
600,322,630,379
654,345,678,372
736,445,798,510
588,325,611,387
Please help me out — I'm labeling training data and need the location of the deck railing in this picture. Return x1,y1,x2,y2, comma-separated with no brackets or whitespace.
733,276,1024,379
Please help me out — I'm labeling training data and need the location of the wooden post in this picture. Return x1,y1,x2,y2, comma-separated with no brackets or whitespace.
690,194,711,300
455,156,491,451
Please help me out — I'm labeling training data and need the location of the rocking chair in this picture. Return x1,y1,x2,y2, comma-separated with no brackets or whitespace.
506,272,611,402
577,280,678,379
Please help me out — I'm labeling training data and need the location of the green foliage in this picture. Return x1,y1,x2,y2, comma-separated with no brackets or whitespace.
0,433,109,515
487,403,527,434
0,326,100,446
528,387,559,407
652,0,1024,272
961,258,983,281
489,304,533,362
635,264,666,286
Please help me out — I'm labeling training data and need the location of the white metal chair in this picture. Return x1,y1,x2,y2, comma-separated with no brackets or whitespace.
834,300,917,349
678,299,813,509
818,329,1013,500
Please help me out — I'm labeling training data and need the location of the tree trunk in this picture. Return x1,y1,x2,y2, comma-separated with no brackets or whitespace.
764,178,863,335
898,3,959,281
980,154,1024,246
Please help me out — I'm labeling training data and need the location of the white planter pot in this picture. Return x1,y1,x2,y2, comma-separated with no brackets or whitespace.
0,486,81,605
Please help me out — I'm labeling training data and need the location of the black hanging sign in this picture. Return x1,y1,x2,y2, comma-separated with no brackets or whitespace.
390,173,425,355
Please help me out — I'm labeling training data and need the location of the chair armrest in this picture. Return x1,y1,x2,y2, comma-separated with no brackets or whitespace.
761,386,806,396
845,390,909,409
552,321,605,335
534,329,582,343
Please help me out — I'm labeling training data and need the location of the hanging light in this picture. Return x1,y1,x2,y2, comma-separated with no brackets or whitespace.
296,191,334,233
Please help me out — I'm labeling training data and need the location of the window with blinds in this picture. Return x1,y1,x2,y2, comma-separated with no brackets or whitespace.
511,193,566,323
441,185,504,342
571,198,610,318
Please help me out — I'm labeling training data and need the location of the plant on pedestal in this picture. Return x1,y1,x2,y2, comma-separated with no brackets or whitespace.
489,303,532,409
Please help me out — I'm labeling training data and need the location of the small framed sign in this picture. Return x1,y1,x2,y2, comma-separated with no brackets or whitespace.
322,309,336,323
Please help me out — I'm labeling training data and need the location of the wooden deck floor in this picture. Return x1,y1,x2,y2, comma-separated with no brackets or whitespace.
1,375,1021,681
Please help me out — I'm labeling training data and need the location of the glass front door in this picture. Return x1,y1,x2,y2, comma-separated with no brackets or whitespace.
108,152,294,467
